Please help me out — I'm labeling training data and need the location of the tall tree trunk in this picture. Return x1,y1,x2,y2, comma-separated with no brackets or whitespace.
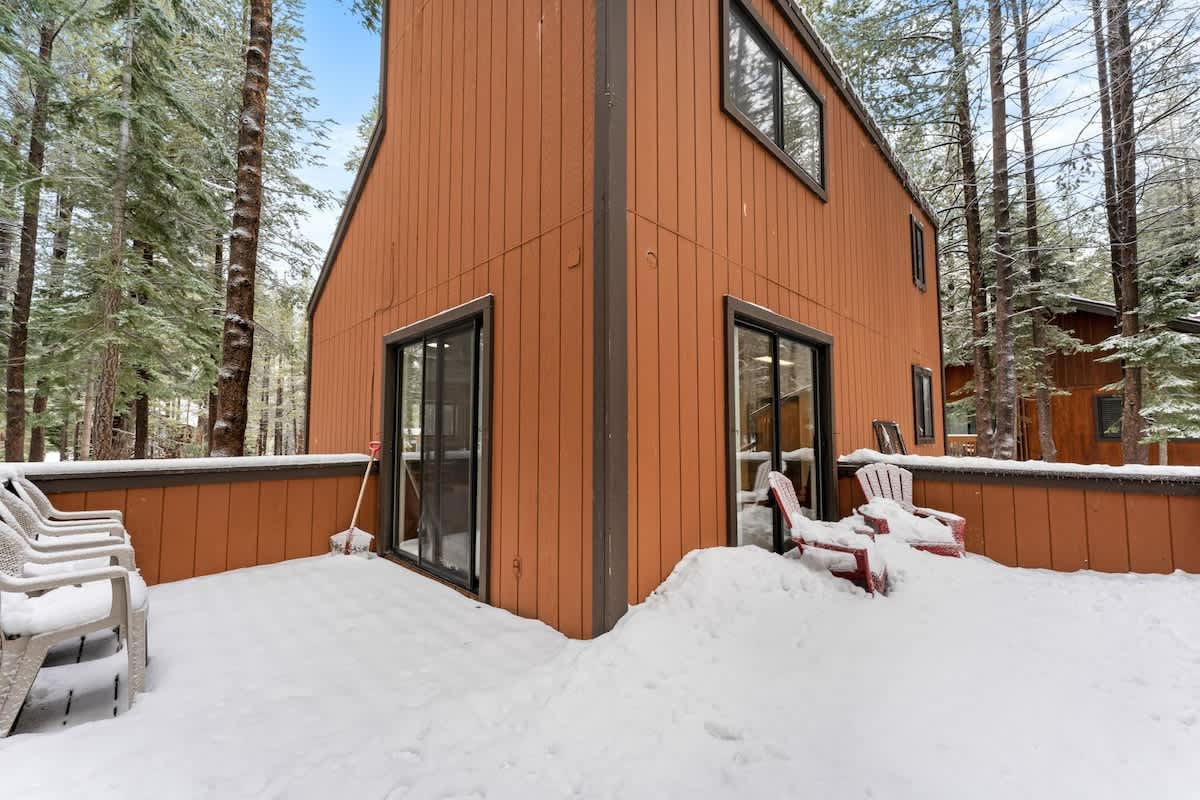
79,369,95,460
1008,0,1057,462
950,0,994,458
0,128,21,318
273,368,283,455
256,364,270,456
27,392,48,461
58,409,70,459
6,23,55,462
132,242,152,459
207,235,223,456
1107,0,1146,464
987,0,1018,459
94,4,136,460
213,0,273,457
1090,0,1123,310
29,190,74,462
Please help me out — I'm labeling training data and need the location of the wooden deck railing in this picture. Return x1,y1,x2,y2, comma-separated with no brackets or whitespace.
837,458,1200,574
21,456,379,585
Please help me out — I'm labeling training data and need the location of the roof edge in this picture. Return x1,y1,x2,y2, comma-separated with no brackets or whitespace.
1066,295,1200,334
772,0,940,229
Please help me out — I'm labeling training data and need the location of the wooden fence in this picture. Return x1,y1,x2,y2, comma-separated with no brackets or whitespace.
837,461,1200,574
23,456,379,586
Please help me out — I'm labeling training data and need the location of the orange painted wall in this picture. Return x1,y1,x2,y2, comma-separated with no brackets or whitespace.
623,0,946,601
307,0,596,637
46,475,377,585
839,474,1200,574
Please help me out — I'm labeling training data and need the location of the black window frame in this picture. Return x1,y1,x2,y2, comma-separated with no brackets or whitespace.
911,214,927,291
379,295,493,599
724,296,837,549
912,365,935,444
1095,395,1122,441
720,0,827,200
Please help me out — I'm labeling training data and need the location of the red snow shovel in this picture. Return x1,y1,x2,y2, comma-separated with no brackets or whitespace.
331,441,381,556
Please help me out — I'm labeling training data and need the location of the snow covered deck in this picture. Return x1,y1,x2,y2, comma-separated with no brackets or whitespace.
2,546,1198,798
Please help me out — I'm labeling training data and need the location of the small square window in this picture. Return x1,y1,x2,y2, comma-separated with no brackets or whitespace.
911,216,926,291
912,366,935,444
1095,395,1122,440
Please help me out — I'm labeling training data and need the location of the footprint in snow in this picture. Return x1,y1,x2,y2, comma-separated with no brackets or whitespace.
704,720,743,742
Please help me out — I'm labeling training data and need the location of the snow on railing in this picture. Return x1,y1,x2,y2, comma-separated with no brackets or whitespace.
839,449,1200,485
12,453,371,482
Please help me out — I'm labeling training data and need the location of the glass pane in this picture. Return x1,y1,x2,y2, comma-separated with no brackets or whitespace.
782,68,821,180
426,324,477,580
778,338,819,522
395,342,424,558
727,9,778,143
921,374,934,438
733,325,775,549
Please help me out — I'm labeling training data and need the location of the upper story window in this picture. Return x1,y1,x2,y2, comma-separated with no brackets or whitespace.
723,0,825,196
912,366,935,444
911,215,927,291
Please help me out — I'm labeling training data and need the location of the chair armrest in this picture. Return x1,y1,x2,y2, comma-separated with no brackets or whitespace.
0,565,131,594
35,520,127,539
913,506,963,523
49,509,124,524
29,534,126,553
23,544,136,570
856,506,890,535
791,537,866,556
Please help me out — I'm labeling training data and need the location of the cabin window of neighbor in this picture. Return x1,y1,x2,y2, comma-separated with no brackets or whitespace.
911,215,927,290
1095,395,1122,440
725,1,824,190
912,366,935,444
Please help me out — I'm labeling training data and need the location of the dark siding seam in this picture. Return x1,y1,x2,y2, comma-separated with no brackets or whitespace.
592,0,629,636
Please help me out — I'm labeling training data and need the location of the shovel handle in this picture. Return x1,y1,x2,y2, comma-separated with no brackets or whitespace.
345,442,382,554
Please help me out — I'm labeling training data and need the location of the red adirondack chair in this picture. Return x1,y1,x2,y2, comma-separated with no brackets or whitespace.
766,471,887,594
854,463,965,557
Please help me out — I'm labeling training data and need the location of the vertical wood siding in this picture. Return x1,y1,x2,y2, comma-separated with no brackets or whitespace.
307,0,596,638
624,0,945,601
837,474,1200,574
46,475,379,585
945,311,1200,466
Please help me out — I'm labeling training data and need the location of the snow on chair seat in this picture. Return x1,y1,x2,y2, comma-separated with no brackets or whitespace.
856,497,965,558
854,463,967,553
766,471,887,595
0,522,147,737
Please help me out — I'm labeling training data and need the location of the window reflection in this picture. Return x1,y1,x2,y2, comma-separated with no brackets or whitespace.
727,9,778,143
733,323,821,552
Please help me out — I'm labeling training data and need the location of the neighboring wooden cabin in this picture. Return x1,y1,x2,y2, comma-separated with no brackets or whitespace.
306,0,944,637
945,297,1200,466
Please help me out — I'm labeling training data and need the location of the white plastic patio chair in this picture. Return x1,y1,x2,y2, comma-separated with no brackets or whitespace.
0,522,147,736
0,487,129,547
12,476,123,525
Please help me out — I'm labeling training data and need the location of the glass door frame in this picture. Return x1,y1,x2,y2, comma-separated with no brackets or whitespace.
724,295,836,548
379,295,493,599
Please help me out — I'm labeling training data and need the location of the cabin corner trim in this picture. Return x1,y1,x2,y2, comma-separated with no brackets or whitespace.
592,0,629,637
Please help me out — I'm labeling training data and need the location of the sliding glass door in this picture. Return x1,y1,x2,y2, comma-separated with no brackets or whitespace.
394,318,483,591
731,320,824,552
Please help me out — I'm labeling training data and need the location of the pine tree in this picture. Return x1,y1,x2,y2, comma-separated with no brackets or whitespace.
212,0,272,457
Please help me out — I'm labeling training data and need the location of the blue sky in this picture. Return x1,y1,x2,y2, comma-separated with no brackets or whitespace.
295,1,380,268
